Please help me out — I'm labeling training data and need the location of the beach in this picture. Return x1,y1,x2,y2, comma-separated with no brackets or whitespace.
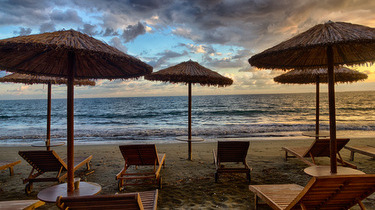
0,137,374,209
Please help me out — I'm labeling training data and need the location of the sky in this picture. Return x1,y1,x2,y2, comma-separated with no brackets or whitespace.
1,0,375,100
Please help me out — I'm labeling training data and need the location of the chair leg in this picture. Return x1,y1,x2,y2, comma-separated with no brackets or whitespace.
254,195,258,210
9,166,14,176
285,151,288,161
247,172,251,184
215,172,218,183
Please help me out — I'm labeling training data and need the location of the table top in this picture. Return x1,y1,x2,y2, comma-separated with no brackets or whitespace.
175,136,204,142
37,182,101,203
302,131,330,138
31,141,65,147
304,166,365,177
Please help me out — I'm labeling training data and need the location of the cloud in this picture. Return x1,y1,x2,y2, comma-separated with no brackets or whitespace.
102,28,119,36
148,50,188,69
109,37,127,53
78,24,99,35
50,9,83,24
39,22,56,33
13,27,32,36
121,22,147,42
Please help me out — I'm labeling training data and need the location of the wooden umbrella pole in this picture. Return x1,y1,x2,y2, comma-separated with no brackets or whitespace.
188,82,192,160
327,46,337,173
46,82,51,151
67,51,76,192
315,76,320,140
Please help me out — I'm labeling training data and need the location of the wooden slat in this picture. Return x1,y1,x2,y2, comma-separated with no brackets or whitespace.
250,175,375,210
57,190,157,210
0,200,45,210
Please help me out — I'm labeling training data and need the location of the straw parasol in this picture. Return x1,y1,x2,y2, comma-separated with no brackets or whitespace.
0,73,95,150
145,60,233,160
0,29,152,192
249,21,375,173
274,67,367,139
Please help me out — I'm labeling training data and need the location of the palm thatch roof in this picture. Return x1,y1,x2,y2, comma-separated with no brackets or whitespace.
249,21,375,70
0,29,152,79
145,60,233,87
274,67,368,84
0,73,95,86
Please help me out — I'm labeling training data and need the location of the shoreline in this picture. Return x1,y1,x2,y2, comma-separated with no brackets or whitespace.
0,138,374,209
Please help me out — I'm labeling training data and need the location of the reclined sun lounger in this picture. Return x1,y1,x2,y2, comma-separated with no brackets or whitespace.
213,141,251,183
282,138,356,168
116,145,166,191
0,160,21,176
0,199,45,210
249,174,375,210
19,150,92,194
345,145,375,161
56,189,158,210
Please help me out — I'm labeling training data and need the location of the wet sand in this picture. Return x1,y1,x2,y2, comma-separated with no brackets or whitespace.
0,137,374,209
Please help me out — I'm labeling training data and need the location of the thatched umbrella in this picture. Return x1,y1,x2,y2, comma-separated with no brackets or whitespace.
274,67,367,139
0,73,95,150
249,21,375,173
145,60,233,160
0,29,152,192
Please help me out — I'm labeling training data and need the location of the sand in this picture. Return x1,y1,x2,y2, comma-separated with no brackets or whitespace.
0,137,374,209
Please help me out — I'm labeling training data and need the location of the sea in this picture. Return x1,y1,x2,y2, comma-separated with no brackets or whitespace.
1,91,375,146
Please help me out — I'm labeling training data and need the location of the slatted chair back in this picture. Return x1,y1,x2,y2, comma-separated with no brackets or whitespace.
303,138,350,157
19,150,67,173
217,141,249,163
288,174,375,210
119,145,159,166
56,193,144,210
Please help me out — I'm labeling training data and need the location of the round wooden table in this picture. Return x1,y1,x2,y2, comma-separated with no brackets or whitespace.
175,136,204,142
302,131,330,138
37,182,101,203
304,166,365,177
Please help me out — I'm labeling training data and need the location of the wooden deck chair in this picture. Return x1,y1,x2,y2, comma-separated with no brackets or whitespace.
56,189,158,210
0,160,21,176
345,145,375,161
282,138,357,168
213,141,251,183
249,174,375,210
116,145,166,191
19,150,92,194
0,200,45,210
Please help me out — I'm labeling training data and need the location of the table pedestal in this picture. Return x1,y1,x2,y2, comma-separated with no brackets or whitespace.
37,182,101,203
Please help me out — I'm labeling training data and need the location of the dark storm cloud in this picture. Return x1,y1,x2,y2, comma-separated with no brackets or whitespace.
3,0,375,52
13,27,32,36
121,22,146,42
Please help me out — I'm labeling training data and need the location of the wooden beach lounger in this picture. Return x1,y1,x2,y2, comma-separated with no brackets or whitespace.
56,189,158,210
213,141,251,183
0,200,45,210
282,138,357,168
249,174,375,210
116,145,166,191
0,160,21,176
19,150,92,194
345,145,375,161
